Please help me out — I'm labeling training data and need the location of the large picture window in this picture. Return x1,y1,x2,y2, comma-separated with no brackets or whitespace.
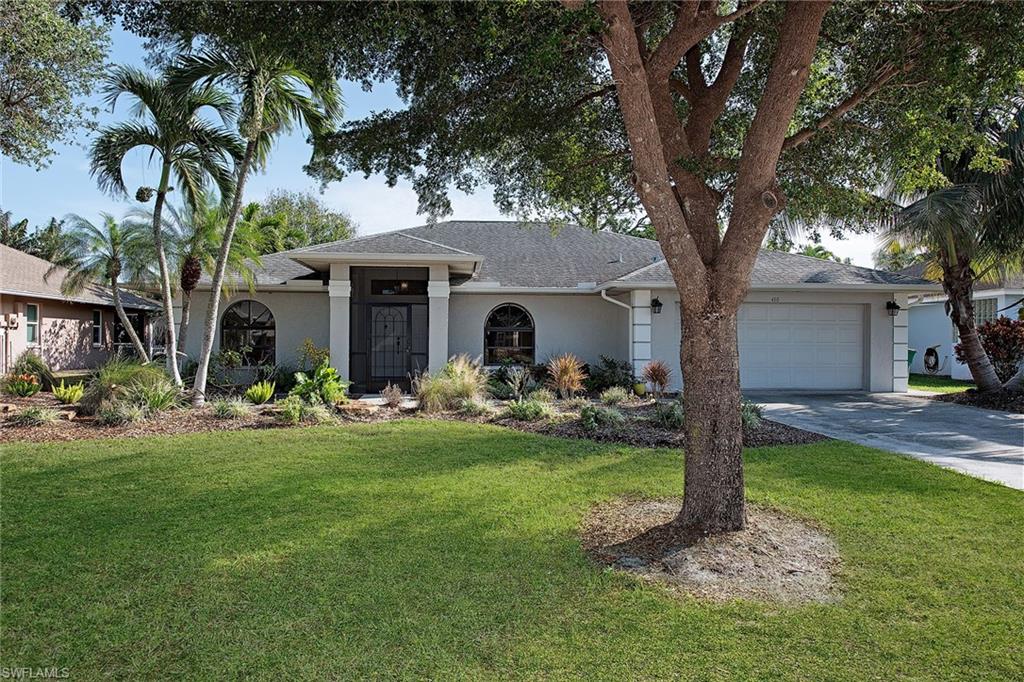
221,300,276,366
484,303,534,365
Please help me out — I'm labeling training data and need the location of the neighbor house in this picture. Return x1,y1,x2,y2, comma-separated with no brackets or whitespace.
901,262,1024,380
0,244,159,374
182,221,937,394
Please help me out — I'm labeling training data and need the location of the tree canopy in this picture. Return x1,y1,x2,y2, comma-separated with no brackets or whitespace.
257,189,357,253
1,0,109,168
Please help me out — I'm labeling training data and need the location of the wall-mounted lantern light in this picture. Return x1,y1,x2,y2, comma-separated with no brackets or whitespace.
651,297,663,314
886,300,902,317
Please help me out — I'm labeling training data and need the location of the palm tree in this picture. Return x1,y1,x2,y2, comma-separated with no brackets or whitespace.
51,214,151,361
129,193,269,355
170,44,343,403
878,106,1024,393
797,244,850,263
90,65,243,385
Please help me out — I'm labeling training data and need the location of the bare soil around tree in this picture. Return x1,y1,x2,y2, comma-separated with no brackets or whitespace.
581,497,842,604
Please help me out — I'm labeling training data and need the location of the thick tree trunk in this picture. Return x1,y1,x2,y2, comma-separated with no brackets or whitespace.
152,161,183,386
1004,362,1024,392
943,259,1003,392
192,139,257,405
176,290,191,356
110,281,149,362
676,307,745,533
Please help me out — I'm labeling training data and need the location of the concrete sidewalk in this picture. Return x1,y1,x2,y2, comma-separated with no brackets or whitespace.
748,391,1024,490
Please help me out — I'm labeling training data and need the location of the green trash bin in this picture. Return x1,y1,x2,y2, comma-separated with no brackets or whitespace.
908,348,917,367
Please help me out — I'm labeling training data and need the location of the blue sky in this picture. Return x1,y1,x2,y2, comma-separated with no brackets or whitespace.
0,25,877,265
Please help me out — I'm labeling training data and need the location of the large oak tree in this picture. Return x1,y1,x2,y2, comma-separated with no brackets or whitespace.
103,0,1024,534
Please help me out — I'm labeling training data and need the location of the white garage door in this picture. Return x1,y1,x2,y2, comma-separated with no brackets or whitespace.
738,303,866,390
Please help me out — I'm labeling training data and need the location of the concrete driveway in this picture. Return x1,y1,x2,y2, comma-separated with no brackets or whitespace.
748,391,1024,490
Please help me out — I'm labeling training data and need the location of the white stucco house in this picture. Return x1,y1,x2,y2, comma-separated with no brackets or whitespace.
182,221,937,394
901,263,1023,380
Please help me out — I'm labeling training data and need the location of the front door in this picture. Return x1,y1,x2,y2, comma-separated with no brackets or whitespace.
370,304,410,390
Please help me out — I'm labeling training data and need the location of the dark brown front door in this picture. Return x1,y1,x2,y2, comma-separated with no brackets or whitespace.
369,304,410,390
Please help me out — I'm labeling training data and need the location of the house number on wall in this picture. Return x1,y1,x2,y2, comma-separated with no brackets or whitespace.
770,296,781,303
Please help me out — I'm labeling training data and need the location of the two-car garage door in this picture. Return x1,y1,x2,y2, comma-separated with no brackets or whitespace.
738,303,866,390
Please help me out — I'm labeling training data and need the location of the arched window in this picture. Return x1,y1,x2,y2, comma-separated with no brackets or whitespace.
484,303,534,365
221,300,276,366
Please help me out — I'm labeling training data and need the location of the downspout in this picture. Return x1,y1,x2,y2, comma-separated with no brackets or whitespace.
600,288,633,372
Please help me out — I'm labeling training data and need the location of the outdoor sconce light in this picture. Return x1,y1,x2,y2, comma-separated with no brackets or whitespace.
651,297,664,314
886,300,901,317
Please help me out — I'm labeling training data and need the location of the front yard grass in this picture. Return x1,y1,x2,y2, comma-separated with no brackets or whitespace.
909,373,976,393
2,421,1021,679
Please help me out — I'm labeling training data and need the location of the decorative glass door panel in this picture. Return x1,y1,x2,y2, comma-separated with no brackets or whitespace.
370,305,410,382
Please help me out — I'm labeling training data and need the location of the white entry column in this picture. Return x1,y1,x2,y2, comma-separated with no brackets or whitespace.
328,263,351,381
427,264,450,372
631,289,652,379
892,293,909,392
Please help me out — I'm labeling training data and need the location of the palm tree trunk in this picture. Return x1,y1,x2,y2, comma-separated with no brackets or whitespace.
1004,363,1024,392
176,289,191,355
944,259,1003,392
111,280,149,362
192,138,257,404
152,161,183,386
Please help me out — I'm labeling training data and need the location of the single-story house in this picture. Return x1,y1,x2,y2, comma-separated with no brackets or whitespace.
0,244,159,374
901,263,1024,380
182,221,937,394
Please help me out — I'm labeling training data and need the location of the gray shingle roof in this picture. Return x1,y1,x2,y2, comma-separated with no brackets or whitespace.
0,244,158,309
200,221,934,289
897,262,1024,291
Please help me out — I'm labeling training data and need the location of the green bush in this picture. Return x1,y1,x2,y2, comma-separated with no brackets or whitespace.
96,401,148,426
599,386,629,405
244,380,276,405
275,395,334,426
651,402,685,430
585,355,634,393
563,396,591,410
3,373,41,397
486,377,514,400
212,397,252,419
11,351,54,390
8,406,61,426
458,397,493,417
580,404,626,432
740,399,764,429
527,387,554,403
290,360,350,405
503,398,551,422
79,359,169,416
53,380,84,405
124,379,181,413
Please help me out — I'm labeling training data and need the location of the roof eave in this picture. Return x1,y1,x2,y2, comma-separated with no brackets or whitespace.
600,281,942,292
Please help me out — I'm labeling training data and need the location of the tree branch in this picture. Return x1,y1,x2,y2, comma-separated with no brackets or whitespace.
647,0,767,80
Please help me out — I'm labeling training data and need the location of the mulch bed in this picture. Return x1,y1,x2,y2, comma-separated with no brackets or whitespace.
932,389,1024,414
581,496,842,604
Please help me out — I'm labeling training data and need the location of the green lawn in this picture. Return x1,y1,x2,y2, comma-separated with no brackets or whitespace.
2,421,1022,679
909,373,975,393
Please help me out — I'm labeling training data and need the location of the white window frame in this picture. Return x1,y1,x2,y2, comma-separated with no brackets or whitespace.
974,298,998,327
92,309,103,347
25,303,39,347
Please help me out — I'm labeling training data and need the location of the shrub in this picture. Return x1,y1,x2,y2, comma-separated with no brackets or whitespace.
563,396,591,410
740,399,764,429
503,398,551,422
212,397,253,419
52,380,85,405
124,379,181,413
96,401,148,426
79,359,169,416
459,397,493,417
11,351,54,390
415,356,487,412
381,382,404,408
546,353,586,398
527,387,554,403
413,372,451,413
8,406,61,427
642,360,672,398
3,373,41,397
275,395,334,425
290,360,350,405
585,355,634,393
504,366,535,400
580,404,626,432
651,401,685,430
443,355,487,402
599,386,629,405
487,377,514,400
297,338,330,370
244,380,276,405
955,317,1024,382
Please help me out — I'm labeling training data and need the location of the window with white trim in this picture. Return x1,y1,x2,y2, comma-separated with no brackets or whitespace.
92,310,103,346
484,303,535,365
25,304,39,346
974,298,997,327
